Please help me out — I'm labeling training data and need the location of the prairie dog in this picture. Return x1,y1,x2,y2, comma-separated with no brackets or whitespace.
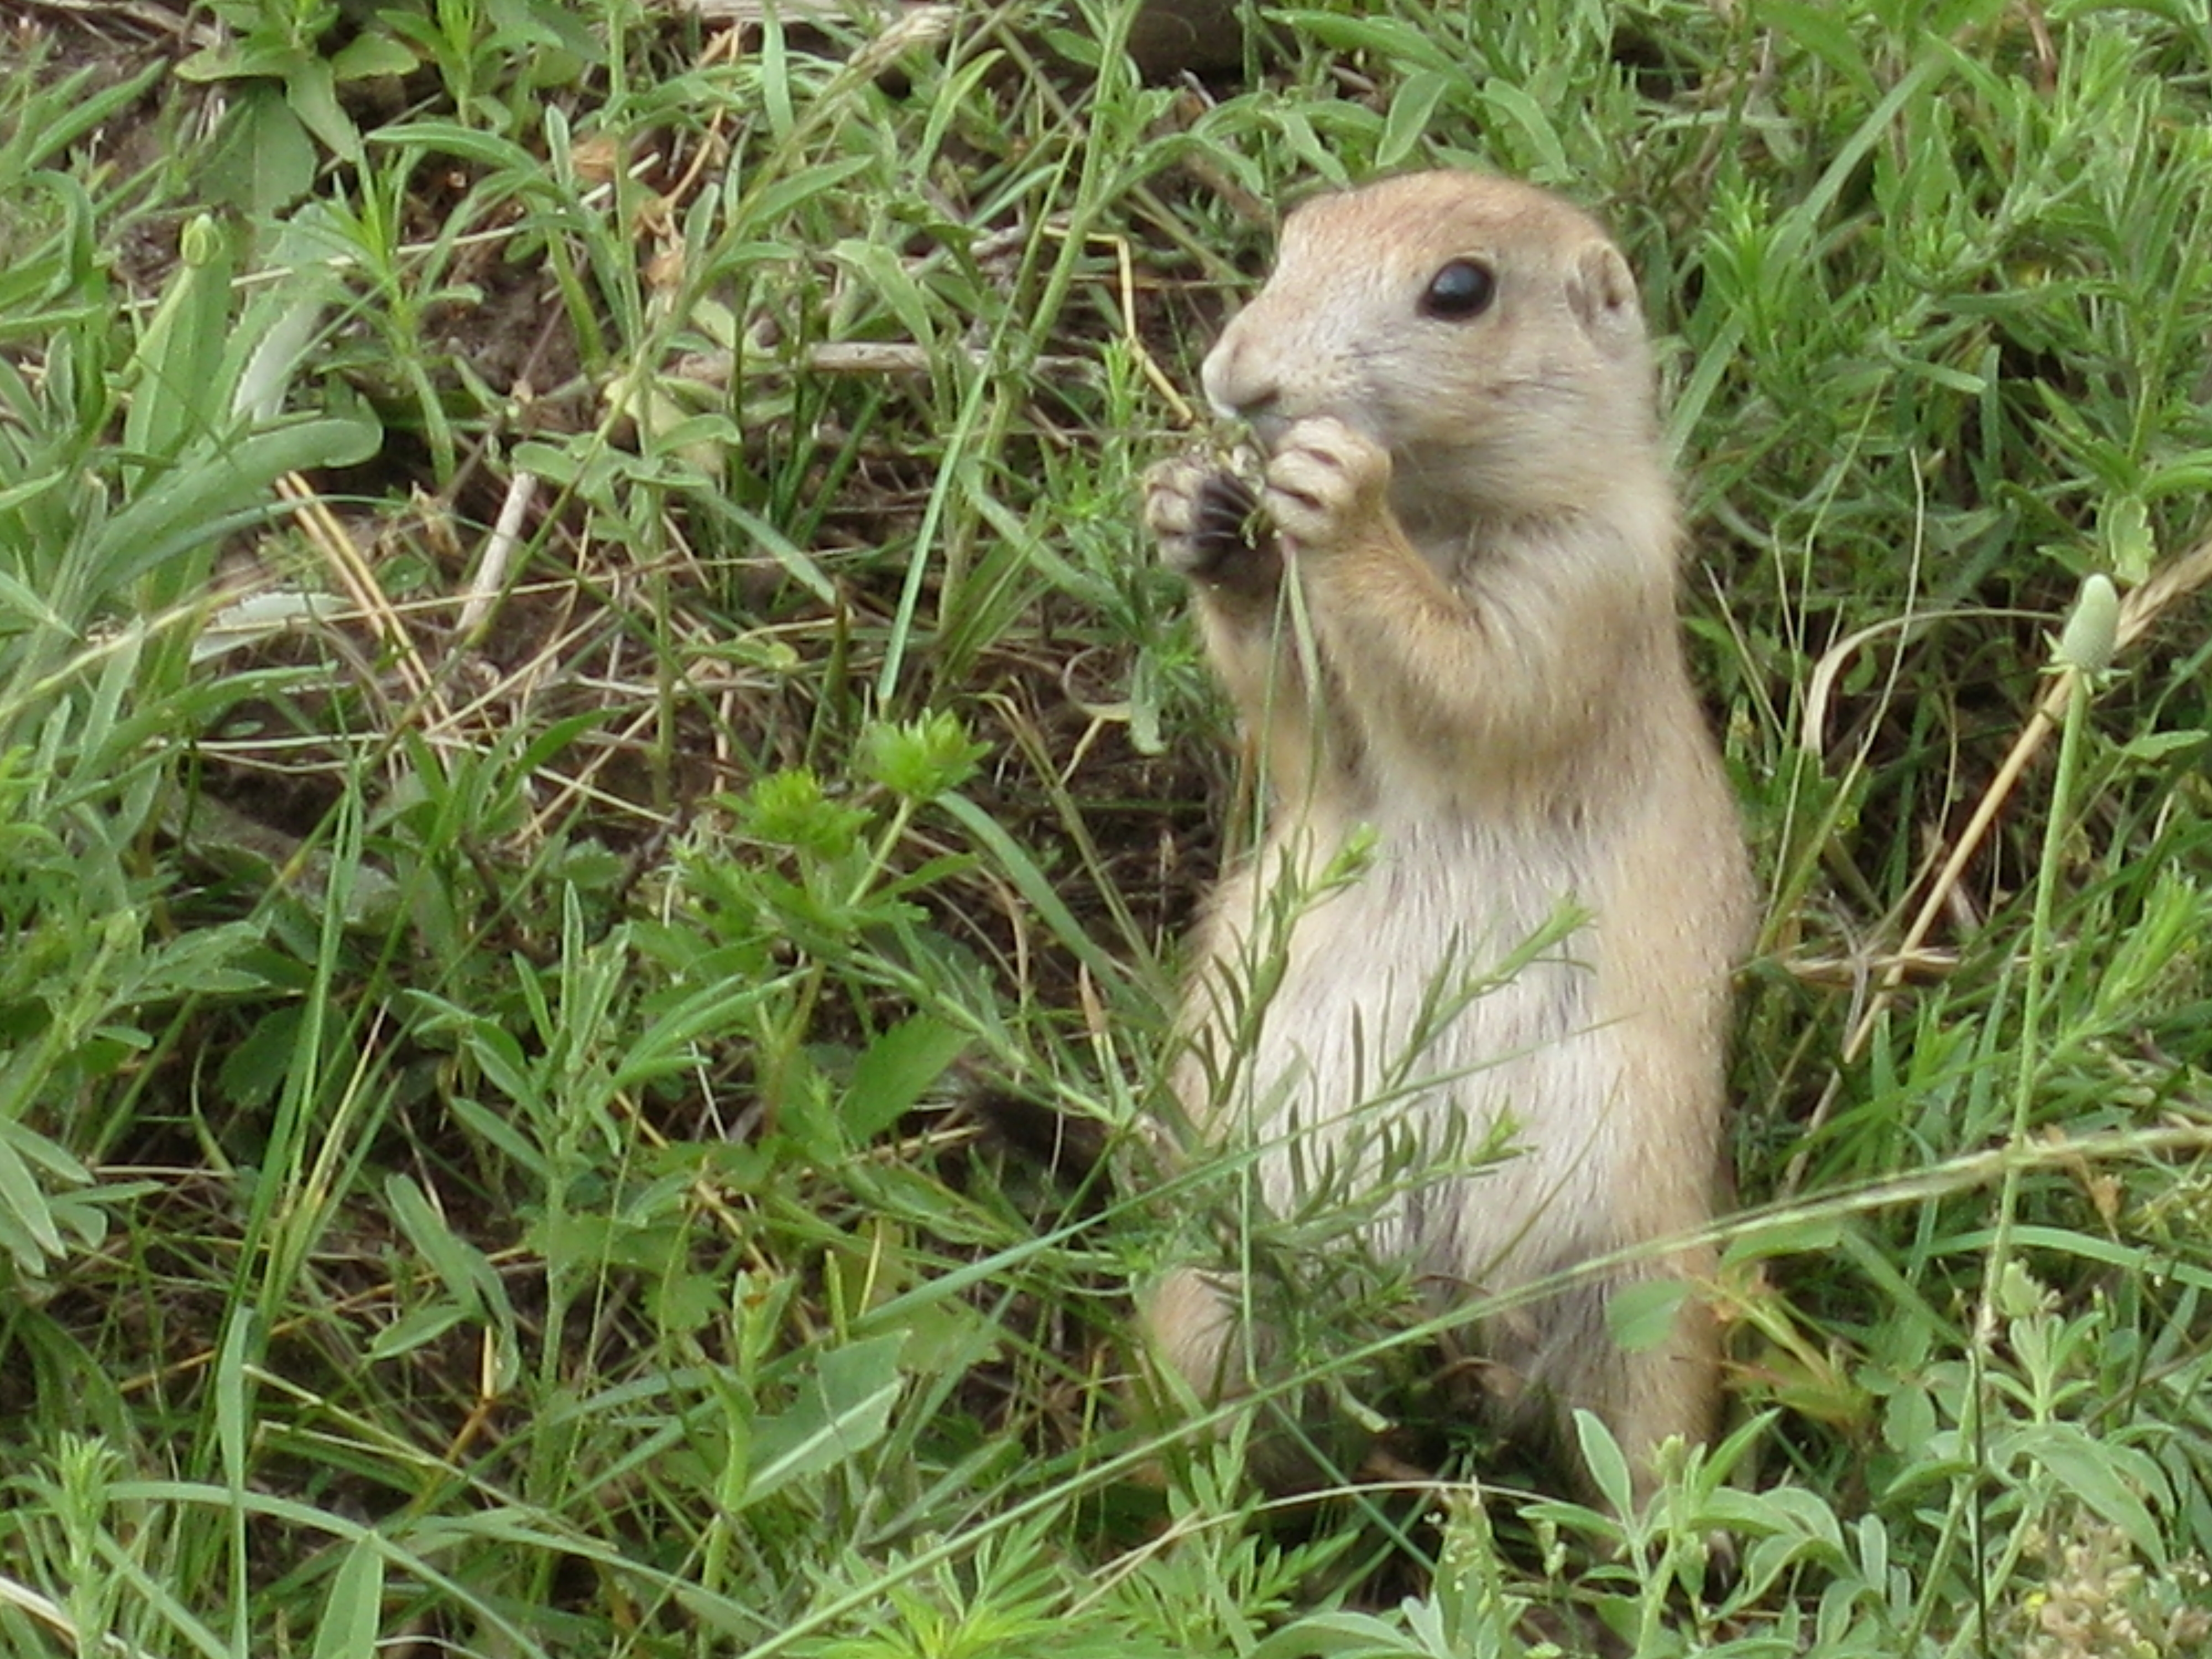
1142,171,1752,1489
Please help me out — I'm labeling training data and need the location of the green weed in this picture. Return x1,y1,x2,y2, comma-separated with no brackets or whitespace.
2,2,2210,1655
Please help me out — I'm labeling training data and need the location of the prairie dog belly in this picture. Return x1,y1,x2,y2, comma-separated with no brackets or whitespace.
1182,814,1631,1293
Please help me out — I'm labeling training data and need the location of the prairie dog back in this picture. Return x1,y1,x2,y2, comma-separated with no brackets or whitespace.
1141,170,1752,1491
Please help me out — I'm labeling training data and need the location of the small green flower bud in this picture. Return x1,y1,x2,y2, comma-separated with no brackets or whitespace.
861,712,987,803
179,213,221,268
2057,573,2119,675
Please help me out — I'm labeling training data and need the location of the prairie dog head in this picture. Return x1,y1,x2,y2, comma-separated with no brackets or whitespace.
1202,172,1663,524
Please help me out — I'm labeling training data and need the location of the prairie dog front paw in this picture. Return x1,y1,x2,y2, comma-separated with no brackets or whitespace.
1145,453,1279,597
1262,417,1394,553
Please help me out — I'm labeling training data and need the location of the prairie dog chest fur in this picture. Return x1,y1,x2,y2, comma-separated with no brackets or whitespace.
1141,170,1753,1487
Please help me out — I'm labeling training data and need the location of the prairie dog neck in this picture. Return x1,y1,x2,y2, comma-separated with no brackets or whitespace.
1203,171,1676,593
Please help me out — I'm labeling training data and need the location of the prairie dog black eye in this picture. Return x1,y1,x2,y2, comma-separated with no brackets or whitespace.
1420,258,1496,320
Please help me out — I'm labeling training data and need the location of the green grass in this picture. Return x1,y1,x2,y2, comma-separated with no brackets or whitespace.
4,0,2212,1653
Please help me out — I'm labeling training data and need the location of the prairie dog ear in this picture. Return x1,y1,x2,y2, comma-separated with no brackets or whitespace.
1564,239,1644,351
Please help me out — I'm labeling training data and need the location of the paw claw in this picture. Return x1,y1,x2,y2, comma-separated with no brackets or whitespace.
1146,453,1278,593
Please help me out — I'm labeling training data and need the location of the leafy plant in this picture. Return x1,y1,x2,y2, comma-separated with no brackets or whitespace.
4,1,2212,1655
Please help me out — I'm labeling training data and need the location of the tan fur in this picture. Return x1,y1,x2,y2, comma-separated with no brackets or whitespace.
1141,171,1754,1490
